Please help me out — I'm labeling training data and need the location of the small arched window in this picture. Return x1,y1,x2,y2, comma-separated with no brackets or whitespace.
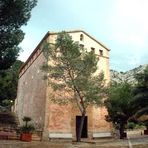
80,34,84,41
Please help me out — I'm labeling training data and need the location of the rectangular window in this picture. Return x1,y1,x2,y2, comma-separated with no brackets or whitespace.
91,47,95,53
99,49,103,56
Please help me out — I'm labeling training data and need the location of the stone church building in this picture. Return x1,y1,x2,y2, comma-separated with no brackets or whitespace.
14,30,111,140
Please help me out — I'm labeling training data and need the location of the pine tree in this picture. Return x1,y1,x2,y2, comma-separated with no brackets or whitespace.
105,82,134,139
133,66,148,120
0,0,37,70
42,32,107,142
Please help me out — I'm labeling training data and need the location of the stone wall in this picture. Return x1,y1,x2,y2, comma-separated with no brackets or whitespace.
15,52,47,129
15,31,111,139
44,32,111,139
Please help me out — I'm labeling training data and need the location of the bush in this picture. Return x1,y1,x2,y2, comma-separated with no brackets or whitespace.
127,122,136,130
20,116,35,134
20,124,35,134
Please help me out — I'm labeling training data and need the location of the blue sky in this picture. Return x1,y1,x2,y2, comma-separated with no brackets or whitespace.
19,0,148,72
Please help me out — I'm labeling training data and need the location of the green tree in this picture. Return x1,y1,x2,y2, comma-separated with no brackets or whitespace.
105,82,134,139
42,32,107,142
0,60,23,106
0,0,37,70
132,66,148,124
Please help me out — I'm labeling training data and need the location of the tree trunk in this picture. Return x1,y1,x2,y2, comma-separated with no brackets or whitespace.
119,124,124,139
77,112,85,142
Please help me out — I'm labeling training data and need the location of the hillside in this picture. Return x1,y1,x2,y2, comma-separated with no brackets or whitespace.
110,64,148,85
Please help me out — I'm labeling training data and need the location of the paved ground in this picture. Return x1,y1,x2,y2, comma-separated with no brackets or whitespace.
0,130,148,148
0,138,148,148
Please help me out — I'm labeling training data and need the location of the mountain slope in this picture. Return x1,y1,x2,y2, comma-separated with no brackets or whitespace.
110,64,148,85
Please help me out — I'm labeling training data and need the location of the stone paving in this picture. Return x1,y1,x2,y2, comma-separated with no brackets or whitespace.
0,130,148,148
0,140,128,148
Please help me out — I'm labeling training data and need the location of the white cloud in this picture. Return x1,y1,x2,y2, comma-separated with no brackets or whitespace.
107,0,148,69
109,0,148,47
19,0,148,71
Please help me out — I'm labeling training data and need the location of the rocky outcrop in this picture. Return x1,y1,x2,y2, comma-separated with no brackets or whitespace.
110,64,148,85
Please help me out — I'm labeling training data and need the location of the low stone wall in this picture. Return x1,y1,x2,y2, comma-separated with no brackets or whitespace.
49,133,72,139
93,132,112,138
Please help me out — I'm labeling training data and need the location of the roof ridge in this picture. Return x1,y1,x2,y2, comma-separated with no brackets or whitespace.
19,30,110,73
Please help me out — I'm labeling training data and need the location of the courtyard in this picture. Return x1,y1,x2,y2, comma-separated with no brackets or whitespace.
0,130,148,148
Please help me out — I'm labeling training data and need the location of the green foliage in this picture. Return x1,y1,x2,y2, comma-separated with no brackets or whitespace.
127,122,136,130
135,66,148,87
0,112,17,126
143,120,148,129
105,82,134,139
105,82,134,125
0,0,37,70
134,122,145,129
1,99,13,107
127,122,145,130
132,66,148,119
42,32,106,111
42,32,107,141
20,116,35,134
22,116,32,122
106,67,148,138
0,60,23,106
20,124,35,134
105,82,135,138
